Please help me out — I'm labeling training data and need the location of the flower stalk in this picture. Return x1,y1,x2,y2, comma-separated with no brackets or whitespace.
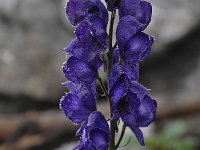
60,0,157,149
107,10,117,150
107,10,116,75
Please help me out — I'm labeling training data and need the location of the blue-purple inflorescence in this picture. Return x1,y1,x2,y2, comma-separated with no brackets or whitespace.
60,0,157,149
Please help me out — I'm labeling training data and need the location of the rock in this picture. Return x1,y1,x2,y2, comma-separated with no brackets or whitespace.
0,0,200,100
0,0,74,100
149,0,200,51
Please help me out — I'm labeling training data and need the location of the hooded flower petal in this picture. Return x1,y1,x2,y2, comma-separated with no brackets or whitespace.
136,94,157,127
65,40,103,69
86,111,109,133
119,0,141,16
74,17,108,61
74,111,110,150
109,63,139,90
75,16,107,46
123,32,154,64
134,1,152,30
119,0,152,30
86,0,109,25
116,15,142,50
88,16,108,47
65,38,86,60
64,80,97,100
64,81,97,112
110,74,130,105
63,56,97,84
89,129,109,150
66,0,85,26
66,0,108,26
60,93,96,124
75,19,92,42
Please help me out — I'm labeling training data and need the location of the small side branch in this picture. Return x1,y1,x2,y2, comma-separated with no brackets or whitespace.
97,74,109,99
115,124,127,149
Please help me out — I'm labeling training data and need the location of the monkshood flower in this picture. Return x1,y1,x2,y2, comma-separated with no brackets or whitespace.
65,16,108,62
60,0,157,149
116,15,143,50
73,111,110,150
123,32,154,65
116,15,154,65
60,81,97,124
66,0,108,26
63,56,97,85
65,0,108,62
110,74,157,145
109,63,139,89
119,0,152,30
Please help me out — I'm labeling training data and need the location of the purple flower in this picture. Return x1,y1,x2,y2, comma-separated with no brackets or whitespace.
110,74,157,145
128,94,157,146
116,15,142,50
109,63,139,90
119,0,152,30
123,32,154,65
60,82,97,124
63,56,97,85
116,16,154,65
61,0,157,148
66,0,108,26
135,95,157,127
64,80,97,101
65,16,108,62
73,111,110,150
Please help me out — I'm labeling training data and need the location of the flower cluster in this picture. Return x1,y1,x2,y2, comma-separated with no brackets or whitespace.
60,0,157,149
60,0,110,149
109,0,157,145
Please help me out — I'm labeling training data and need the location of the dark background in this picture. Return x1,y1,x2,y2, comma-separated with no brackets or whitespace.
0,0,199,149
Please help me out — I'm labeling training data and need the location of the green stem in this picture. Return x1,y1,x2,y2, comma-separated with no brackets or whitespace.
109,120,117,150
108,10,116,74
108,10,116,150
115,124,127,149
97,74,109,99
